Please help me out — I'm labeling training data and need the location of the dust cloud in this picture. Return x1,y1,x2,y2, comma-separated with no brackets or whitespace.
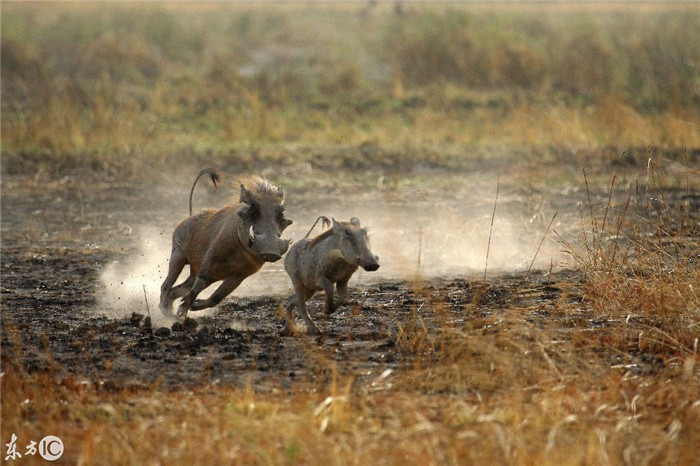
97,226,179,326
96,177,568,321
289,187,567,283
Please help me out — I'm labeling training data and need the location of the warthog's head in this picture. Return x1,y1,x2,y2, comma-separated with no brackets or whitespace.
237,178,294,263
333,217,380,272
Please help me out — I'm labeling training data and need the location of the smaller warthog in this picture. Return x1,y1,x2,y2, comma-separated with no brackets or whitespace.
160,168,294,318
283,217,380,335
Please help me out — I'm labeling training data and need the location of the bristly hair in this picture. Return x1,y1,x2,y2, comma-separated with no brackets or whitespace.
309,227,334,247
236,175,285,203
308,219,358,246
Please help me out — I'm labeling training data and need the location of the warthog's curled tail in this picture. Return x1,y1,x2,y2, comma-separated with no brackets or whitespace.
189,168,221,216
304,215,331,238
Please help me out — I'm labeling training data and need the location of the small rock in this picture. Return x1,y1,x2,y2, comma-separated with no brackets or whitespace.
183,317,198,332
195,327,210,342
130,312,144,326
171,322,184,332
154,327,171,338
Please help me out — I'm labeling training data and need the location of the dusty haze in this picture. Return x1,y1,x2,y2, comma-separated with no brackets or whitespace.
97,173,570,323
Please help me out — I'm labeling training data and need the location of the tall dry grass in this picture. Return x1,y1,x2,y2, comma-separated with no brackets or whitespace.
3,271,698,465
558,157,699,385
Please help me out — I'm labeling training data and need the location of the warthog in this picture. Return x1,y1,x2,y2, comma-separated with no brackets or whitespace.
283,217,380,335
159,168,294,318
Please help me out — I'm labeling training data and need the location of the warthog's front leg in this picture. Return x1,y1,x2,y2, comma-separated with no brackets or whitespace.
333,279,350,313
317,276,337,315
284,282,320,335
190,276,244,311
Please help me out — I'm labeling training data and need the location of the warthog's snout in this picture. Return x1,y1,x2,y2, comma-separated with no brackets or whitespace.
361,254,380,272
260,252,282,262
363,262,380,272
249,227,291,263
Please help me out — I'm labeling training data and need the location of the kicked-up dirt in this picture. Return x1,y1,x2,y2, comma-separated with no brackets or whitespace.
0,238,583,392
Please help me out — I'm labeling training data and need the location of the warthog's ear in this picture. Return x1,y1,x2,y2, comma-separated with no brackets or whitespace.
350,217,361,226
240,184,254,205
332,218,347,235
281,218,293,231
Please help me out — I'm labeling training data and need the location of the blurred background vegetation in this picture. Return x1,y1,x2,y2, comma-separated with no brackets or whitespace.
1,2,698,176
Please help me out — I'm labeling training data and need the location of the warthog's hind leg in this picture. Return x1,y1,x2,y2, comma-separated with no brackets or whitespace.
189,276,244,311
160,249,187,316
168,274,194,303
282,294,299,336
298,287,321,335
178,275,211,318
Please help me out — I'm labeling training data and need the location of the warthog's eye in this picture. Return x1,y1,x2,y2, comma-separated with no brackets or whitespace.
239,203,260,221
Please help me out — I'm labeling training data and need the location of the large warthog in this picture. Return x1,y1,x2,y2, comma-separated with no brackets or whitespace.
160,168,294,318
283,217,380,335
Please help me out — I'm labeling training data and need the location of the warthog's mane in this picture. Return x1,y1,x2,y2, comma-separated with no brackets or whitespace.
236,175,285,204
308,220,359,247
308,228,334,247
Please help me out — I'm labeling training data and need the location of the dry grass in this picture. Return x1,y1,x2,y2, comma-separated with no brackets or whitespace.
2,3,699,177
3,279,699,465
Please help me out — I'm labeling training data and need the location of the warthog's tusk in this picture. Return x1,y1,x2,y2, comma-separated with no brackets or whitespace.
249,226,255,241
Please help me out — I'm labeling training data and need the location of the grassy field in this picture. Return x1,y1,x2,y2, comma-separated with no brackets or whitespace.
2,2,699,465
2,2,699,176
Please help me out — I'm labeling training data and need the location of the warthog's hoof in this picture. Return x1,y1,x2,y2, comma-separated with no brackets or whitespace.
281,322,322,337
159,303,175,318
176,305,189,319
280,324,296,337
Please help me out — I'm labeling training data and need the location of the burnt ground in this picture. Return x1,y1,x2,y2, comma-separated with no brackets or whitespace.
1,171,697,393
0,243,586,392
